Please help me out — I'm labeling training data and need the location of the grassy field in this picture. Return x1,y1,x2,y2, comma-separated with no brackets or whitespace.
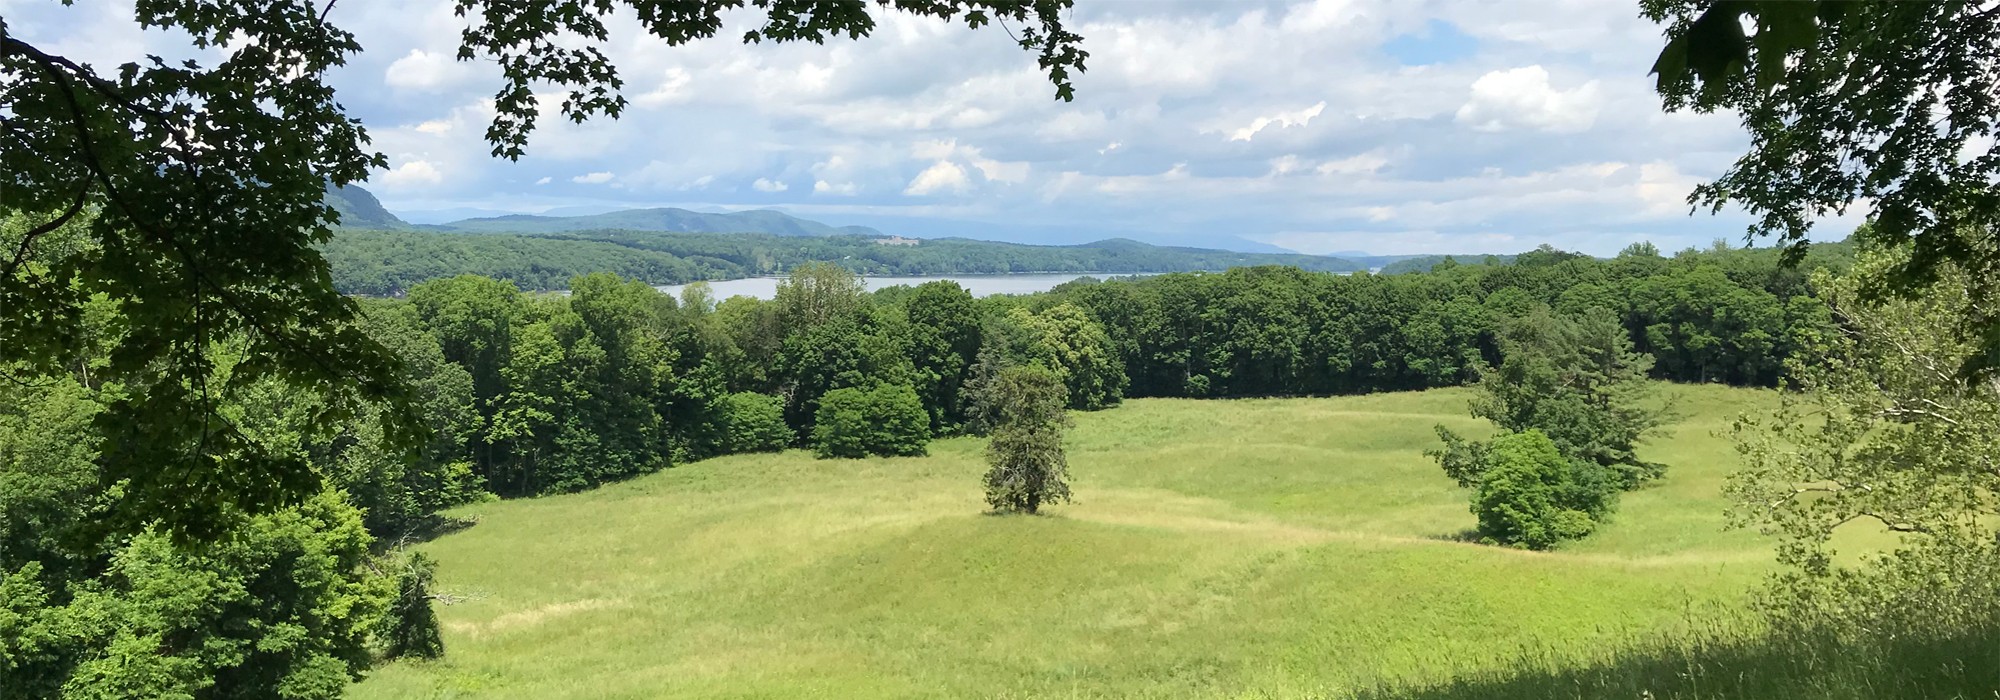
352,384,1792,699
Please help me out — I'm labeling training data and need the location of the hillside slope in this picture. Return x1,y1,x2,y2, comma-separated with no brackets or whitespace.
324,182,408,229
352,385,1785,699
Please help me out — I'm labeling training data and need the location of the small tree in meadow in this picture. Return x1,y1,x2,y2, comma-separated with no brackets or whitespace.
982,366,1073,514
811,384,930,459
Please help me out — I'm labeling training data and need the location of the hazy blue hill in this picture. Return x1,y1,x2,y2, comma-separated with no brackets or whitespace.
323,182,408,229
438,207,884,237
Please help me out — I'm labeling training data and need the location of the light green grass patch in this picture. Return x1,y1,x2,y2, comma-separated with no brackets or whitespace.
352,384,1784,699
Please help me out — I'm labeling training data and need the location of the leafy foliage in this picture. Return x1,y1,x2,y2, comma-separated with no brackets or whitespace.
1428,304,1663,548
981,366,1072,515
810,384,931,459
1731,249,2000,622
713,392,792,454
1,493,392,699
380,552,445,661
1467,307,1665,487
905,281,983,434
1003,303,1126,411
1468,430,1613,550
1644,1,2000,370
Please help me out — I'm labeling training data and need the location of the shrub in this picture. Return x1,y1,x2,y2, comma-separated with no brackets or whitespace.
811,384,931,459
715,392,792,453
1471,430,1614,549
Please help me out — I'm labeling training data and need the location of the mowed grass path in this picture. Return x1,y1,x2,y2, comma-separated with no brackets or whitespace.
353,385,1781,699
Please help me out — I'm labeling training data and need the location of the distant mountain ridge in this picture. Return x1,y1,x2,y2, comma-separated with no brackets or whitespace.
433,207,884,238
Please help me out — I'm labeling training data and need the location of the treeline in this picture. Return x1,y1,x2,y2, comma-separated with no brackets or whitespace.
319,227,1365,295
328,238,1851,505
1041,242,1851,396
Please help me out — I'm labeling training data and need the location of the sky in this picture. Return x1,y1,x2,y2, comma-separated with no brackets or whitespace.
4,0,1869,256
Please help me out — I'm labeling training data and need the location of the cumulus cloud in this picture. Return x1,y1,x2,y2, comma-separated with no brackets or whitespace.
380,159,444,186
1455,65,1601,133
905,161,972,195
1228,101,1327,142
814,180,859,196
384,49,474,91
572,172,615,184
535,176,552,185
753,178,789,192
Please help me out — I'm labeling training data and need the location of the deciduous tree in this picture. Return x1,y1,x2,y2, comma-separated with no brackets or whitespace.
981,366,1072,515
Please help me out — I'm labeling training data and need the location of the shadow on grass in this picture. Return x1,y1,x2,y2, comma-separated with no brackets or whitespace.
1428,528,1484,544
373,514,479,553
1350,622,2000,700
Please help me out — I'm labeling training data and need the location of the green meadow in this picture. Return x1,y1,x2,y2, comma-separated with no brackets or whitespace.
352,384,1792,699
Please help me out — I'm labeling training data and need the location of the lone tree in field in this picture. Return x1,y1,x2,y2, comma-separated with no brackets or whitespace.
1435,306,1665,489
0,0,1085,539
1430,307,1658,548
982,366,1072,515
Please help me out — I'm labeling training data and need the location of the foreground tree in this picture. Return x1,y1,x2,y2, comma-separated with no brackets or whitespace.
0,0,1085,538
981,366,1072,514
1731,248,2000,629
1645,1,2000,370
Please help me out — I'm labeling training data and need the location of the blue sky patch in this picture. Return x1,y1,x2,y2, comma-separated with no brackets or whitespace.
1382,20,1478,66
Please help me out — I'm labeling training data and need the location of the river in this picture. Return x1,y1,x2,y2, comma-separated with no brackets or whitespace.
655,273,1157,301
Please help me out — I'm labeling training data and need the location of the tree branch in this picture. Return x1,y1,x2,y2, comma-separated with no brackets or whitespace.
4,183,89,279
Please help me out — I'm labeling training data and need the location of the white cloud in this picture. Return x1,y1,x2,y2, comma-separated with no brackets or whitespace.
1269,155,1305,177
1316,150,1393,176
572,171,615,184
1228,101,1327,142
753,178,789,192
1455,65,1601,133
534,176,552,185
904,161,971,196
380,159,444,186
634,68,693,107
413,119,453,135
814,180,859,196
384,49,473,91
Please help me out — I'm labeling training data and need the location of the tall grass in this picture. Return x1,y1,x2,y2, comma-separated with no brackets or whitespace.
1352,618,2000,700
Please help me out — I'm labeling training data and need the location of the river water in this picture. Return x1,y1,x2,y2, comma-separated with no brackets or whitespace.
655,273,1156,301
